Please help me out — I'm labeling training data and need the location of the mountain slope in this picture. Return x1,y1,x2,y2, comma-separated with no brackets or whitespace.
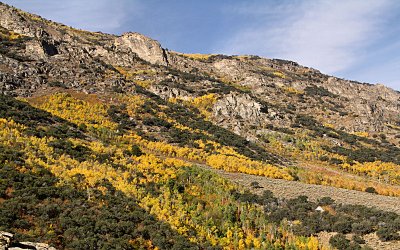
1,2,399,195
0,2,400,249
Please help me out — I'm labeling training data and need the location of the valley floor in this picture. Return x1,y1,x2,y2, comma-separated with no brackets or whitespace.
202,166,400,214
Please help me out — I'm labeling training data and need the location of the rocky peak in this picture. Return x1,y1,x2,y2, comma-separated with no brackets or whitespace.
0,3,64,41
114,32,168,66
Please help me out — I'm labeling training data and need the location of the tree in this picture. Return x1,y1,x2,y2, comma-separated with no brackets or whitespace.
333,218,353,234
377,226,400,241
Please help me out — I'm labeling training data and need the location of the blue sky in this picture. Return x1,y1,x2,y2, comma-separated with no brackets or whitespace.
3,0,400,90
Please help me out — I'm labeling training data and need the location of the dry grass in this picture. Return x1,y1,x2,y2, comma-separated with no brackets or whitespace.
363,232,400,250
180,53,214,61
206,167,400,214
317,232,400,250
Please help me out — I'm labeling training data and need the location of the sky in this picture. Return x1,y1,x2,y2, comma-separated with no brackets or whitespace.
3,0,400,90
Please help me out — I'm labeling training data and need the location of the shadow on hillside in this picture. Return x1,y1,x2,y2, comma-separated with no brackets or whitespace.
0,95,209,249
0,145,203,249
0,94,84,139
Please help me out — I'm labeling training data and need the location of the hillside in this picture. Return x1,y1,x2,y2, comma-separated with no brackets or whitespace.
0,2,399,250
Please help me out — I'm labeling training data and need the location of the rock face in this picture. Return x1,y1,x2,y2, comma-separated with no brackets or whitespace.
0,231,13,250
149,85,193,100
114,32,168,66
213,93,262,122
0,231,56,250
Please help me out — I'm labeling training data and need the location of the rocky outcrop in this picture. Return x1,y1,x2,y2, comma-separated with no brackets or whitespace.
0,3,68,42
114,32,168,66
0,231,13,250
0,232,55,250
24,40,46,59
0,4,43,38
213,93,263,122
317,77,400,132
149,85,193,100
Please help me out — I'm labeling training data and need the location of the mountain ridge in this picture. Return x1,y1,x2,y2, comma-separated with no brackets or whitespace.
0,2,398,89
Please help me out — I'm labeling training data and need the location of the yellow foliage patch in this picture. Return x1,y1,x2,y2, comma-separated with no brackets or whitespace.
273,71,285,78
135,80,153,88
28,93,117,130
323,123,335,129
351,131,369,137
188,94,218,118
0,29,24,40
282,86,304,95
181,53,213,61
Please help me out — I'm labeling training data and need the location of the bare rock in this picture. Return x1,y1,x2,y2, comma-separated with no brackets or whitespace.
149,85,193,100
0,231,13,249
213,93,262,122
0,4,62,41
12,242,56,250
25,40,46,59
0,231,56,250
114,32,168,66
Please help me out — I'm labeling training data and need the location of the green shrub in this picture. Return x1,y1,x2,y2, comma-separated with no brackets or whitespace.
377,226,400,241
332,218,353,234
305,85,338,98
48,81,67,88
48,139,92,162
329,233,350,249
250,181,261,189
352,235,365,244
351,221,373,235
365,187,377,194
318,197,334,206
124,144,143,157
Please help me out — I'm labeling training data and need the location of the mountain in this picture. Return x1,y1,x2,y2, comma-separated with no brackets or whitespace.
0,2,399,249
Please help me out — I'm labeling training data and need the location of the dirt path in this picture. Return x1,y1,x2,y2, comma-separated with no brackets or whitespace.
203,167,400,214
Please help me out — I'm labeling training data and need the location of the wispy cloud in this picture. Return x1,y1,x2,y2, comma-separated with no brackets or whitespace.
3,0,139,33
220,0,394,74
